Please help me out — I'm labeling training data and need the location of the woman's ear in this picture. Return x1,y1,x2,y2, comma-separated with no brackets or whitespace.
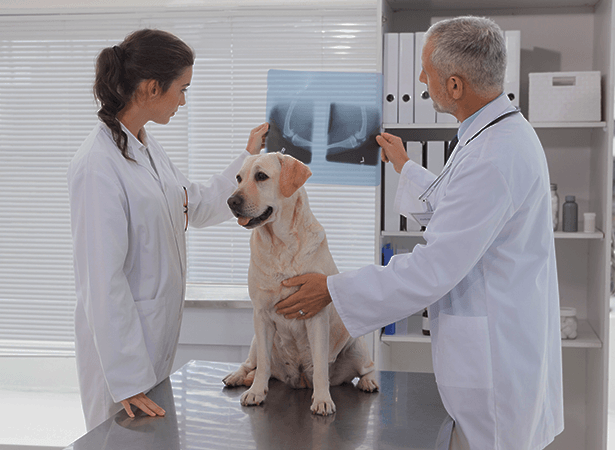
134,79,159,103
147,79,161,98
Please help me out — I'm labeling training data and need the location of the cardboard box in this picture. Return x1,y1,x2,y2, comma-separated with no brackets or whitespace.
529,71,601,122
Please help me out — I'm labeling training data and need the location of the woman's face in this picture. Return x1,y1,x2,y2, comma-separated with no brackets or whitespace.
151,66,193,124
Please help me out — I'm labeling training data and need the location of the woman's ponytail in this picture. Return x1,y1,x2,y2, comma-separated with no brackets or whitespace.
94,45,131,159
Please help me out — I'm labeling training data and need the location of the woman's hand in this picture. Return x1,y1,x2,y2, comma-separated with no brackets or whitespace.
246,122,269,155
120,392,166,419
376,132,409,173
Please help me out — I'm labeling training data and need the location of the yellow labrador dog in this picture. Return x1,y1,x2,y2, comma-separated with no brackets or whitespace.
223,152,378,415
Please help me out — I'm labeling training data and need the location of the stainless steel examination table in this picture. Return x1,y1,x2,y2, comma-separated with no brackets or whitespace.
65,360,453,450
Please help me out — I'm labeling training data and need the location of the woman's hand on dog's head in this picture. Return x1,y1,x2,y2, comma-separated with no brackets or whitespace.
246,122,269,155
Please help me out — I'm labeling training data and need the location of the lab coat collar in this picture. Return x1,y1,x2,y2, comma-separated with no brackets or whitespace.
458,94,516,148
121,124,159,179
120,122,148,153
99,121,159,179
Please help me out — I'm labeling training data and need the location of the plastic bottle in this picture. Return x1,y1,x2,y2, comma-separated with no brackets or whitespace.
550,183,559,231
562,195,578,232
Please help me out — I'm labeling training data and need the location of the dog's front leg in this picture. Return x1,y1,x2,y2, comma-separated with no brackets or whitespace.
240,310,274,406
306,312,335,415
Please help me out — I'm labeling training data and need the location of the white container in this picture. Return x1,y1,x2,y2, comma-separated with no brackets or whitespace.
529,71,601,123
583,212,596,233
560,307,578,340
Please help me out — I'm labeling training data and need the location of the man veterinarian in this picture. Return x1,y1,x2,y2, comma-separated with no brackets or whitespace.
276,16,564,450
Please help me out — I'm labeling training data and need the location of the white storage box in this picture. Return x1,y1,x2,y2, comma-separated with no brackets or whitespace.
528,71,601,123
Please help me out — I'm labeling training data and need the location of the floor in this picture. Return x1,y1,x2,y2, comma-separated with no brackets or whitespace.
0,390,85,449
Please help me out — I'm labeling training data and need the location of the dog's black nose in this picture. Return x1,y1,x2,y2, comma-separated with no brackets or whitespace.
227,194,243,211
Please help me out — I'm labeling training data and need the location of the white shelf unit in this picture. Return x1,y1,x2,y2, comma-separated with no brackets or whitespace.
383,230,605,239
382,315,602,348
374,1,614,449
385,121,608,129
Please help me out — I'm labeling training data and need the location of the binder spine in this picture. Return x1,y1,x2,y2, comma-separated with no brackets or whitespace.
383,33,399,124
398,33,414,124
504,30,521,107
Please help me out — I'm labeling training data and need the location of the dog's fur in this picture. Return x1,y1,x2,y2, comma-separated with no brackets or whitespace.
223,152,378,415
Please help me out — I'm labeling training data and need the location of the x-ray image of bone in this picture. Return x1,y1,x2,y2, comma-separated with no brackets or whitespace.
266,101,381,166
265,69,382,186
266,101,314,164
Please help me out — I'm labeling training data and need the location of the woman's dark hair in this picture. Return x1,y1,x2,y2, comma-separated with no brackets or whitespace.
94,29,195,160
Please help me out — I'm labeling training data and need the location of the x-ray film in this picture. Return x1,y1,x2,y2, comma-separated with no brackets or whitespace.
266,70,383,186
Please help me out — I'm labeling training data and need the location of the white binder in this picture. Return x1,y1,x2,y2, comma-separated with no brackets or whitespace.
504,30,521,107
383,141,423,232
383,33,399,124
427,141,445,175
383,161,401,231
414,32,436,124
405,141,423,231
407,141,423,166
398,33,414,124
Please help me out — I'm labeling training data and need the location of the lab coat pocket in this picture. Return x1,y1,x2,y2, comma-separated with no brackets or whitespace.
435,313,493,389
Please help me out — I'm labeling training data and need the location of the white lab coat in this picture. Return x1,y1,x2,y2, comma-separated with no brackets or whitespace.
328,95,564,449
68,122,248,430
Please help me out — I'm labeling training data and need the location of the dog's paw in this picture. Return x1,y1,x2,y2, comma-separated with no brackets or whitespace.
223,369,255,387
311,396,336,416
222,370,245,386
357,374,379,392
240,388,267,406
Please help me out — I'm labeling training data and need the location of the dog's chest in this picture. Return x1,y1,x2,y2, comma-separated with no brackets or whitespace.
250,228,324,280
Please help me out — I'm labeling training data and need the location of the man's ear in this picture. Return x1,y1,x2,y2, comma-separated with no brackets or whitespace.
278,153,312,198
447,75,464,100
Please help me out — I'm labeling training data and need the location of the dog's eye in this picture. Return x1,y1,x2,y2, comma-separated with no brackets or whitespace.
255,172,269,182
236,175,242,184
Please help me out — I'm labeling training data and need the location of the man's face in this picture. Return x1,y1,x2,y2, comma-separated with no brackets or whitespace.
418,40,456,115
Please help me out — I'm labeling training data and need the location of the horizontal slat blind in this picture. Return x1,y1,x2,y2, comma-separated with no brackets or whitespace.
0,5,378,355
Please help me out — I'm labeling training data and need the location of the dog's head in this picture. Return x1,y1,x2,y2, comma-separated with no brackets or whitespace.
227,152,312,229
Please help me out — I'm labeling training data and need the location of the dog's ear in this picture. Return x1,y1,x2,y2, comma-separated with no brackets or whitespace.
278,153,312,198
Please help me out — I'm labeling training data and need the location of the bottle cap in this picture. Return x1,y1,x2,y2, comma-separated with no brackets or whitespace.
550,183,557,190
565,195,575,202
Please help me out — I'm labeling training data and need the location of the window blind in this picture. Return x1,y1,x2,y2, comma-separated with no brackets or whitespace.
0,4,378,355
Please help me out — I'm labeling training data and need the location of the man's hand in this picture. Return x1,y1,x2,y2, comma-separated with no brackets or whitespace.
120,392,165,419
377,132,409,173
246,123,269,155
275,273,332,320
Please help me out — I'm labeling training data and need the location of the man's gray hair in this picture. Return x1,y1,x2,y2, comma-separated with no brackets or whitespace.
425,16,506,97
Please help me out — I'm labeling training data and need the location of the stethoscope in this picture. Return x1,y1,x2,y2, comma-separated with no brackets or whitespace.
417,108,521,213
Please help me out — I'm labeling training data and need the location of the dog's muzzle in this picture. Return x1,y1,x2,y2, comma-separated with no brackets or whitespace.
227,194,273,228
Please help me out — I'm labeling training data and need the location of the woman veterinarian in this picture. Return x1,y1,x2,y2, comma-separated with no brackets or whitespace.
67,29,268,430
276,16,564,450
